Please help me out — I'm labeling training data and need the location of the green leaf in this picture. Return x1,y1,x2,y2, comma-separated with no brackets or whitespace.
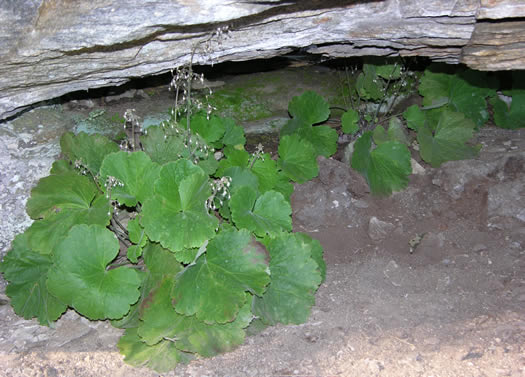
252,155,279,193
190,114,226,144
172,228,270,323
112,242,183,329
26,172,98,220
417,110,481,168
223,166,259,194
278,134,318,184
279,117,309,136
294,232,326,283
372,117,408,145
99,151,161,207
198,153,219,176
46,224,142,320
375,63,401,80
118,327,193,373
222,117,246,147
403,104,425,131
0,234,67,326
126,245,143,264
49,159,74,175
252,233,322,325
127,217,147,247
272,172,294,201
297,125,338,158
141,160,218,252
491,92,525,129
143,242,184,280
288,91,330,125
216,147,250,176
491,73,525,129
60,132,120,175
419,66,495,127
356,65,383,101
230,187,292,237
140,125,187,165
351,132,412,196
24,195,111,255
341,109,360,134
138,278,253,357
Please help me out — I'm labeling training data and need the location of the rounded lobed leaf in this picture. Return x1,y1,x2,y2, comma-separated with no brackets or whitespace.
138,277,253,358
252,233,322,325
141,160,218,252
118,327,193,373
288,91,330,125
26,172,98,220
417,110,480,167
277,134,318,184
230,187,292,237
99,151,161,207
341,109,360,135
172,228,270,324
46,224,142,320
351,132,412,196
0,234,67,326
60,131,120,175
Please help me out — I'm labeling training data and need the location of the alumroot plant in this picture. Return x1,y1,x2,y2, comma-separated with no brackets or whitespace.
0,26,330,374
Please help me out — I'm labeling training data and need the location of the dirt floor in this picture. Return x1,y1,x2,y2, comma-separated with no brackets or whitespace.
0,64,524,377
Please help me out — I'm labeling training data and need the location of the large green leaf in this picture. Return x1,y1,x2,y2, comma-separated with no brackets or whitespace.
141,160,218,252
230,187,292,237
118,327,193,373
99,151,161,207
46,224,142,320
60,131,120,175
216,147,250,176
356,64,384,101
252,154,279,193
419,67,496,127
252,233,322,325
172,228,270,323
190,114,226,144
26,172,98,220
294,232,326,283
221,117,246,147
288,91,330,125
140,125,187,165
0,234,67,326
24,195,111,255
223,166,259,194
138,278,253,357
417,110,481,167
351,131,412,196
112,242,183,329
297,125,338,158
372,117,408,145
278,134,318,183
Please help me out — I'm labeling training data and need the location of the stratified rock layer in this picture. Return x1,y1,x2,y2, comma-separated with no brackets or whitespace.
1,0,524,119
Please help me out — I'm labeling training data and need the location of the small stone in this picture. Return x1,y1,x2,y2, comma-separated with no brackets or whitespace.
368,216,395,241
411,158,426,175
472,243,487,252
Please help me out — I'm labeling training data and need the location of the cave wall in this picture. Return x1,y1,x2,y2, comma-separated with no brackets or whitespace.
1,0,524,120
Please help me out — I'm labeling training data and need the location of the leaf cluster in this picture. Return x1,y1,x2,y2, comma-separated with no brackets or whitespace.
1,105,326,372
336,61,524,195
